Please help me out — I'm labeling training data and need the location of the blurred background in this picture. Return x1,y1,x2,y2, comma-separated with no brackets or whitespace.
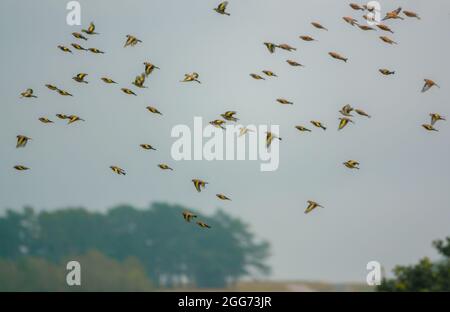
0,0,449,291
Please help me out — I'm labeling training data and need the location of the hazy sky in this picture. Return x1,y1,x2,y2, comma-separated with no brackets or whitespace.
1,0,449,283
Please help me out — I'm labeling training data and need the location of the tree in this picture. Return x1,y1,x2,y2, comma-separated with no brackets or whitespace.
377,237,450,291
0,203,271,289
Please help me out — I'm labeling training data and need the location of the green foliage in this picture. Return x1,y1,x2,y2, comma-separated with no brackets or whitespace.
0,203,270,289
0,250,154,291
377,237,450,292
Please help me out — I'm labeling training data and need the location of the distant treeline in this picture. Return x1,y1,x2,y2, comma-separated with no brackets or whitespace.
0,203,270,290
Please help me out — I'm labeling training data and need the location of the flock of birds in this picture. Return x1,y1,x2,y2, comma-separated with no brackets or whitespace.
14,2,445,227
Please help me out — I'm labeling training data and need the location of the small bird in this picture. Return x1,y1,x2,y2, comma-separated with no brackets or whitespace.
67,115,84,124
209,119,226,130
140,144,156,150
82,22,99,35
343,160,360,169
20,88,37,98
295,126,311,132
422,124,438,131
72,32,88,40
88,48,105,54
39,117,54,124
286,60,304,67
377,24,394,33
192,179,208,192
430,113,446,125
110,166,126,175
277,44,296,51
311,120,326,130
57,89,73,96
349,3,365,11
72,73,88,84
382,7,403,21
311,22,328,31
263,42,277,53
358,25,375,31
124,35,142,47
143,62,159,76
338,117,354,130
221,111,238,122
132,74,147,88
196,221,211,229
262,70,277,77
14,165,29,171
305,200,323,214
213,1,230,16
56,114,69,120
421,79,439,93
250,73,265,80
181,72,201,83
71,43,87,51
266,132,281,148
182,211,197,222
158,164,173,171
340,104,354,117
101,77,117,84
239,127,254,137
57,45,72,53
146,106,162,115
403,10,420,20
299,35,316,41
16,135,31,148
276,98,293,105
45,84,58,91
121,88,137,96
216,194,231,201
355,109,371,118
379,36,397,45
343,16,359,26
329,52,348,62
379,69,395,76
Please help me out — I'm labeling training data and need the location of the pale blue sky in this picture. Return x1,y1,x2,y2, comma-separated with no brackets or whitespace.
1,0,449,283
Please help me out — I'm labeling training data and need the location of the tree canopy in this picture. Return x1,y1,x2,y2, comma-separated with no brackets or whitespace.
0,203,270,289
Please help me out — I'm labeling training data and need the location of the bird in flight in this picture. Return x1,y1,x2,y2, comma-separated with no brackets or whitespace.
340,104,354,117
14,165,29,171
343,16,359,26
71,43,87,51
377,24,394,34
266,132,281,148
250,73,265,80
379,69,395,76
110,166,126,175
286,60,304,67
158,164,173,171
20,88,37,98
403,10,420,20
196,221,211,229
305,200,323,214
338,117,354,130
67,115,84,124
39,117,54,124
262,70,277,77
181,72,201,83
182,211,197,222
143,62,159,76
192,179,208,192
379,36,397,45
311,22,327,31
72,73,88,84
16,135,31,148
277,98,293,105
101,77,117,84
382,7,403,21
311,120,326,130
343,160,360,170
72,32,88,40
121,88,137,96
329,52,348,62
124,35,142,47
58,45,72,53
132,73,147,88
221,111,238,122
214,1,230,16
430,113,445,125
146,106,162,115
82,22,99,35
422,124,438,132
57,89,73,96
239,127,254,137
421,79,439,93
355,109,371,118
277,43,296,52
295,126,311,132
263,42,277,53
140,144,156,151
216,194,231,201
88,48,105,54
209,119,226,130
